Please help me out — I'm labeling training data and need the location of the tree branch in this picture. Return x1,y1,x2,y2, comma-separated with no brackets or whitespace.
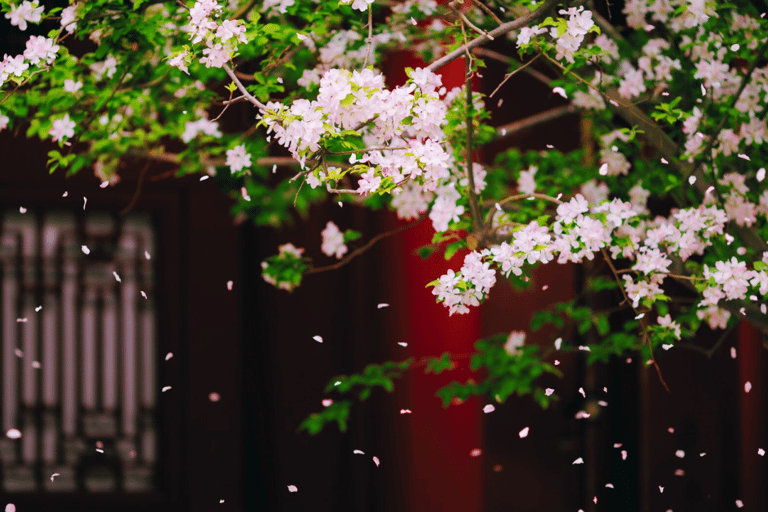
425,0,555,72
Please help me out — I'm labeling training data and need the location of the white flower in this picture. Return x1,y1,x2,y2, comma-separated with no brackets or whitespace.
63,79,82,93
5,1,44,31
60,3,78,33
226,144,252,173
321,221,348,259
505,331,525,355
50,114,75,142
0,114,9,131
90,55,118,81
181,118,222,143
518,166,537,194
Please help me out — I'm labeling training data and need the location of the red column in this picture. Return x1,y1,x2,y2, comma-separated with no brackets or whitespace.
385,53,483,512
738,321,765,510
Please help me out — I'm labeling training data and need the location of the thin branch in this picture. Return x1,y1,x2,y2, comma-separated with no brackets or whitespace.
119,160,151,216
472,47,554,86
495,104,578,139
363,5,374,69
470,0,503,25
223,63,268,110
306,214,426,275
425,0,555,72
465,58,482,233
489,54,541,98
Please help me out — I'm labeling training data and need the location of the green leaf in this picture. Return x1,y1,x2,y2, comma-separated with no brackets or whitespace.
425,353,454,374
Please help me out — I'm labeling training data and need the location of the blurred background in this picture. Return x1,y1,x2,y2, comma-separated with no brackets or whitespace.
1,1,767,511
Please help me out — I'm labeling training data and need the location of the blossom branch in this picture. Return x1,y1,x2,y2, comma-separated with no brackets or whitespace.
425,0,556,72
305,214,426,275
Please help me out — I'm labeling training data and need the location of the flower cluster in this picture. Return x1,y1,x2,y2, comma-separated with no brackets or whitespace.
261,244,307,292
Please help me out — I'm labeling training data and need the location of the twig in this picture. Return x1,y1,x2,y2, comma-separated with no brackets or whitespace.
363,6,374,69
470,0,503,25
495,104,578,139
223,63,269,110
306,214,426,275
489,54,541,98
425,0,555,72
465,58,482,233
119,161,151,216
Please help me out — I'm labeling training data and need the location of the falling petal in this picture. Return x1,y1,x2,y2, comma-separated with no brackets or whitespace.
377,303,389,309
165,352,173,361
483,404,495,413
63,191,68,197
635,313,645,320
227,281,233,291
593,497,597,504
578,346,590,351
700,453,706,457
675,469,685,476
200,176,209,181
82,245,90,255
575,411,590,419
545,388,554,396
287,485,298,492
736,500,744,508
659,486,664,493
572,457,583,465
372,456,380,466
14,349,22,358
621,450,627,460
469,449,481,457
209,392,221,402
688,176,696,185
5,504,16,512
100,181,109,189
400,409,412,414
338,202,343,207
758,448,765,456
662,344,673,350
96,448,104,453
145,251,151,260
599,163,608,175
113,271,121,283
50,473,60,482
313,335,323,343
757,168,766,182
353,450,365,455
614,443,623,448
19,207,26,214
731,347,737,359
272,165,277,174
745,381,752,393
397,342,407,347
552,87,567,98
334,381,341,386
554,360,560,365
16,318,27,323
606,483,614,488
660,157,668,164
219,500,225,504
83,197,87,210
162,386,172,392
31,361,41,369
737,154,750,161
35,306,42,312
322,399,333,407
675,450,685,458
542,285,548,290
668,428,675,433
6,429,22,439
554,338,562,350
519,427,529,438
241,187,251,201
140,291,147,299
598,401,608,407
579,388,586,398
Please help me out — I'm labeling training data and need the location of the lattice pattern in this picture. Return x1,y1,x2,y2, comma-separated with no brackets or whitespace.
0,210,157,492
